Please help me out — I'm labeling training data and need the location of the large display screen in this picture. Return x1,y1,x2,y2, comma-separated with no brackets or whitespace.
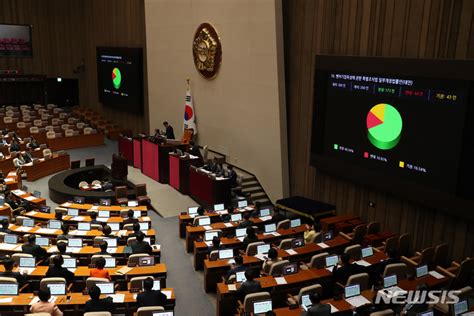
96,47,143,112
0,24,32,57
311,56,474,214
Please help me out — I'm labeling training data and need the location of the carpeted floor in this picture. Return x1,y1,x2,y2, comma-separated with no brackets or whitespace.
22,139,215,315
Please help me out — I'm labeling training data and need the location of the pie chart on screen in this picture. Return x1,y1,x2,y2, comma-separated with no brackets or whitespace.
366,103,403,150
112,68,121,89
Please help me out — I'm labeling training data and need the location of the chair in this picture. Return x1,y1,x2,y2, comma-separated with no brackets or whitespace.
307,232,321,244
239,292,271,314
40,277,66,292
46,131,56,139
209,250,219,261
115,186,128,205
433,243,449,268
181,128,194,144
383,263,408,280
71,160,80,169
402,246,435,271
245,241,265,256
123,223,135,231
78,181,88,189
65,129,74,137
61,124,69,130
33,119,42,127
84,127,93,135
136,306,165,316
135,184,150,205
76,122,85,129
92,180,101,186
367,221,381,234
303,252,329,270
127,237,137,246
278,238,293,250
15,215,30,225
93,236,106,247
202,145,209,162
91,224,102,231
86,277,110,289
52,118,60,125
268,259,290,276
377,236,398,253
434,286,472,315
287,284,322,306
3,117,12,124
436,258,474,289
42,148,52,159
46,103,56,110
340,224,367,245
91,255,112,266
370,309,395,316
398,233,411,257
344,244,362,260
346,272,370,291
16,122,25,129
25,313,52,316
192,216,209,226
84,157,95,167
128,253,150,266
276,219,290,230
12,254,34,266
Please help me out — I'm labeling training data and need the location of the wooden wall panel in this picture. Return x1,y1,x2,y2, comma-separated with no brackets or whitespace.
283,0,474,260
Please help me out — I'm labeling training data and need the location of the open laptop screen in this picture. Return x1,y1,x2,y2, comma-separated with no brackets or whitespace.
416,265,429,278
383,275,397,288
96,282,114,294
253,300,272,314
0,283,18,295
47,283,66,295
344,284,361,299
237,200,248,208
290,218,301,228
78,222,91,231
214,203,225,211
48,220,62,230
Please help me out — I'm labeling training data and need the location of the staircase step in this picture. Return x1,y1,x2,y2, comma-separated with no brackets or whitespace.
242,188,263,195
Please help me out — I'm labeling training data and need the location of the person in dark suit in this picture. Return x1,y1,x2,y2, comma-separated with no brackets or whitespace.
95,241,109,255
128,222,141,238
136,277,168,307
237,213,253,229
0,218,12,233
373,249,400,283
301,292,331,316
197,206,205,216
187,141,203,163
227,165,238,187
50,242,70,257
242,226,259,250
123,209,138,226
236,269,262,301
163,121,175,139
332,253,365,285
45,255,74,284
84,285,114,313
131,232,152,254
271,207,286,224
22,234,47,259
207,236,225,257
57,224,72,241
28,136,39,149
0,258,27,285
226,255,246,280
102,225,114,238
23,148,34,163
89,212,101,225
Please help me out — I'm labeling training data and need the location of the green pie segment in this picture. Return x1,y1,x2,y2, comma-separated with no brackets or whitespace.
112,68,121,89
366,103,402,150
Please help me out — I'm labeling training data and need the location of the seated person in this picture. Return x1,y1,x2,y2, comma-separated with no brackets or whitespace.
54,211,64,222
4,192,19,210
226,164,238,187
84,285,114,313
102,225,114,238
262,247,283,274
95,240,109,255
304,220,322,243
215,163,225,177
301,292,331,316
13,153,26,168
128,222,141,238
237,213,253,229
131,231,152,254
51,242,69,256
10,140,21,153
271,207,286,224
187,141,203,162
122,209,138,226
57,224,72,241
46,255,74,284
332,253,365,285
0,218,12,233
89,212,101,225
226,255,246,280
136,277,168,307
30,288,63,316
28,136,40,149
242,226,259,250
236,269,262,301
197,206,205,217
89,257,111,280
207,236,224,256
23,148,34,163
0,258,27,285
22,234,47,259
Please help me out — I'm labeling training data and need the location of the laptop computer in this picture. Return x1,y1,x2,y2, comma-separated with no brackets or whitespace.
22,218,34,227
188,206,199,216
301,294,312,311
96,282,114,294
259,209,270,217
205,231,219,241
128,200,139,207
361,246,374,258
237,200,248,209
142,279,161,291
133,210,141,219
235,271,247,283
77,222,91,231
235,228,247,238
67,238,83,248
257,244,271,255
36,237,49,246
283,262,299,275
253,299,273,315
48,220,62,230
0,283,18,296
454,299,469,316
19,257,36,268
108,223,120,231
416,264,429,278
218,249,234,260
344,284,371,307
73,196,85,204
230,213,242,222
98,210,110,218
4,234,17,244
214,203,225,211
103,257,116,268
198,217,211,226
33,190,41,198
62,258,77,268
325,255,338,268
67,208,79,216
138,256,155,267
264,223,276,234
47,282,66,295
152,312,174,316
139,222,149,231
104,237,118,248
39,205,51,213
290,218,301,228
291,237,305,248
100,199,111,206
382,274,405,293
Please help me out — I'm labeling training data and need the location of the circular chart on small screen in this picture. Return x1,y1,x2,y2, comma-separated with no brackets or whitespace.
366,103,403,150
112,67,122,89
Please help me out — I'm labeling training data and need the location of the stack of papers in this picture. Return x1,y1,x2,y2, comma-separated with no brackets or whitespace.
97,217,108,222
0,297,12,303
274,277,287,285
237,236,245,242
27,211,38,216
254,254,266,261
216,210,228,215
227,284,237,291
142,216,151,221
202,225,212,231
355,260,371,267
107,248,117,254
316,242,329,248
107,294,125,303
25,196,37,201
260,216,272,222
0,243,19,250
116,266,133,275
19,267,36,275
13,190,26,195
329,304,339,313
286,249,298,255
224,223,233,228
116,230,127,237
66,247,81,253
15,226,32,232
36,228,57,234
429,271,445,279
91,205,99,210
244,206,254,211
161,290,172,299
346,295,371,308
62,202,72,207
47,246,58,253
71,216,85,221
